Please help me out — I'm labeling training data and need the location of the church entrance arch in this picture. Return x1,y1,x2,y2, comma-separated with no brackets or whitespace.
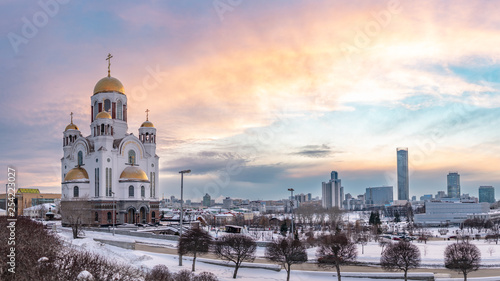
140,206,147,224
127,207,136,224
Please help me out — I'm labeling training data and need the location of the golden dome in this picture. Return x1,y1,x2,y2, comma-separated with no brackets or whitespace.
64,167,89,182
65,112,79,131
96,111,112,119
141,121,154,128
65,123,79,131
93,76,125,95
119,166,149,182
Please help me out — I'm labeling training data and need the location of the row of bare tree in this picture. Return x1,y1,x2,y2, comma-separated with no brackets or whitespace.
179,226,483,281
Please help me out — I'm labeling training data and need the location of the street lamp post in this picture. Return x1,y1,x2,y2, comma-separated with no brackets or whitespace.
39,195,44,219
178,169,191,266
111,191,115,236
288,188,294,238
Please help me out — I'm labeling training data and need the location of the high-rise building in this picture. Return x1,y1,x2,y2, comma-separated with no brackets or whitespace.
420,194,433,201
397,148,409,201
322,171,343,209
447,172,460,198
223,197,233,209
203,193,211,207
365,186,393,206
436,191,446,199
479,186,495,203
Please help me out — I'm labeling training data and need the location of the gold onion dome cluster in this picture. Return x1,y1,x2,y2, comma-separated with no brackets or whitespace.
64,167,89,181
65,123,79,131
119,166,149,181
141,120,154,128
96,111,112,119
93,76,125,95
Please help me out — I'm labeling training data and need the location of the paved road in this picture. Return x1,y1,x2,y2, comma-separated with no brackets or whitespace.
135,243,500,278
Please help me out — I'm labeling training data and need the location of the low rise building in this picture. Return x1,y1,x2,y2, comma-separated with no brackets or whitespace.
414,201,490,226
0,188,61,216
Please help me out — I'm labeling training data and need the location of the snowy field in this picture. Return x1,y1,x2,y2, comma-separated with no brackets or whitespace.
55,225,500,281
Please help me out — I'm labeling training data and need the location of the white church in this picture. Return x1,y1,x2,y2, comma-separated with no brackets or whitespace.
61,56,159,225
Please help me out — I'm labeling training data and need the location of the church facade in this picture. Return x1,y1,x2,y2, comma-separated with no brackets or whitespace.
61,60,159,226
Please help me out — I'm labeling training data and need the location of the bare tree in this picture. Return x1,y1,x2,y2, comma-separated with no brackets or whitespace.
379,239,390,254
174,270,194,281
213,234,256,279
316,233,357,281
61,197,93,239
444,242,481,281
39,204,48,219
355,233,369,255
380,241,421,281
178,228,212,272
193,272,219,281
487,247,495,257
53,249,144,281
145,264,173,281
0,217,62,280
265,237,307,281
326,207,343,230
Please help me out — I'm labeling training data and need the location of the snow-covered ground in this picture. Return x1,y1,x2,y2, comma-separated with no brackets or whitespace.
54,224,500,281
57,229,417,281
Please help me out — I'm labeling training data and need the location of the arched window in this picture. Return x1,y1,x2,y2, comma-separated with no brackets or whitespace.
152,172,155,197
141,186,145,197
73,186,79,197
108,168,112,196
117,100,123,120
104,99,111,112
93,100,98,120
95,212,99,222
128,150,136,165
95,168,99,197
78,151,83,166
105,168,109,197
129,185,134,197
107,212,112,222
152,211,155,218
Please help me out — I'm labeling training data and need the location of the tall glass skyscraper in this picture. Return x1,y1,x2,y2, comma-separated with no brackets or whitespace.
365,186,393,206
397,148,409,201
447,172,460,198
479,186,494,203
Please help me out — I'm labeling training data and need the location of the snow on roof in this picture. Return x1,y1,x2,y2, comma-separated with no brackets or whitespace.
24,203,56,211
215,213,234,217
77,270,93,280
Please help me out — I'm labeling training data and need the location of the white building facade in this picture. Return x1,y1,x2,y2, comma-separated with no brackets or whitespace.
322,171,343,209
61,66,159,225
414,201,490,226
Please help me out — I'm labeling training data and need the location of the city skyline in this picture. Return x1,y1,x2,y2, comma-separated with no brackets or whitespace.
2,1,500,201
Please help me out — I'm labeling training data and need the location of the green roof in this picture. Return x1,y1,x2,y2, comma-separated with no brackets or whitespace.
17,188,40,194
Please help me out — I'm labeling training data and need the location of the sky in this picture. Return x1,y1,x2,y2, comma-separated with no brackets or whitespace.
1,0,500,202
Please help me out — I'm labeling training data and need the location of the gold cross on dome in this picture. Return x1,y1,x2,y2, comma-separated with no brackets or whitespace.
70,112,73,123
145,109,150,121
106,53,113,77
